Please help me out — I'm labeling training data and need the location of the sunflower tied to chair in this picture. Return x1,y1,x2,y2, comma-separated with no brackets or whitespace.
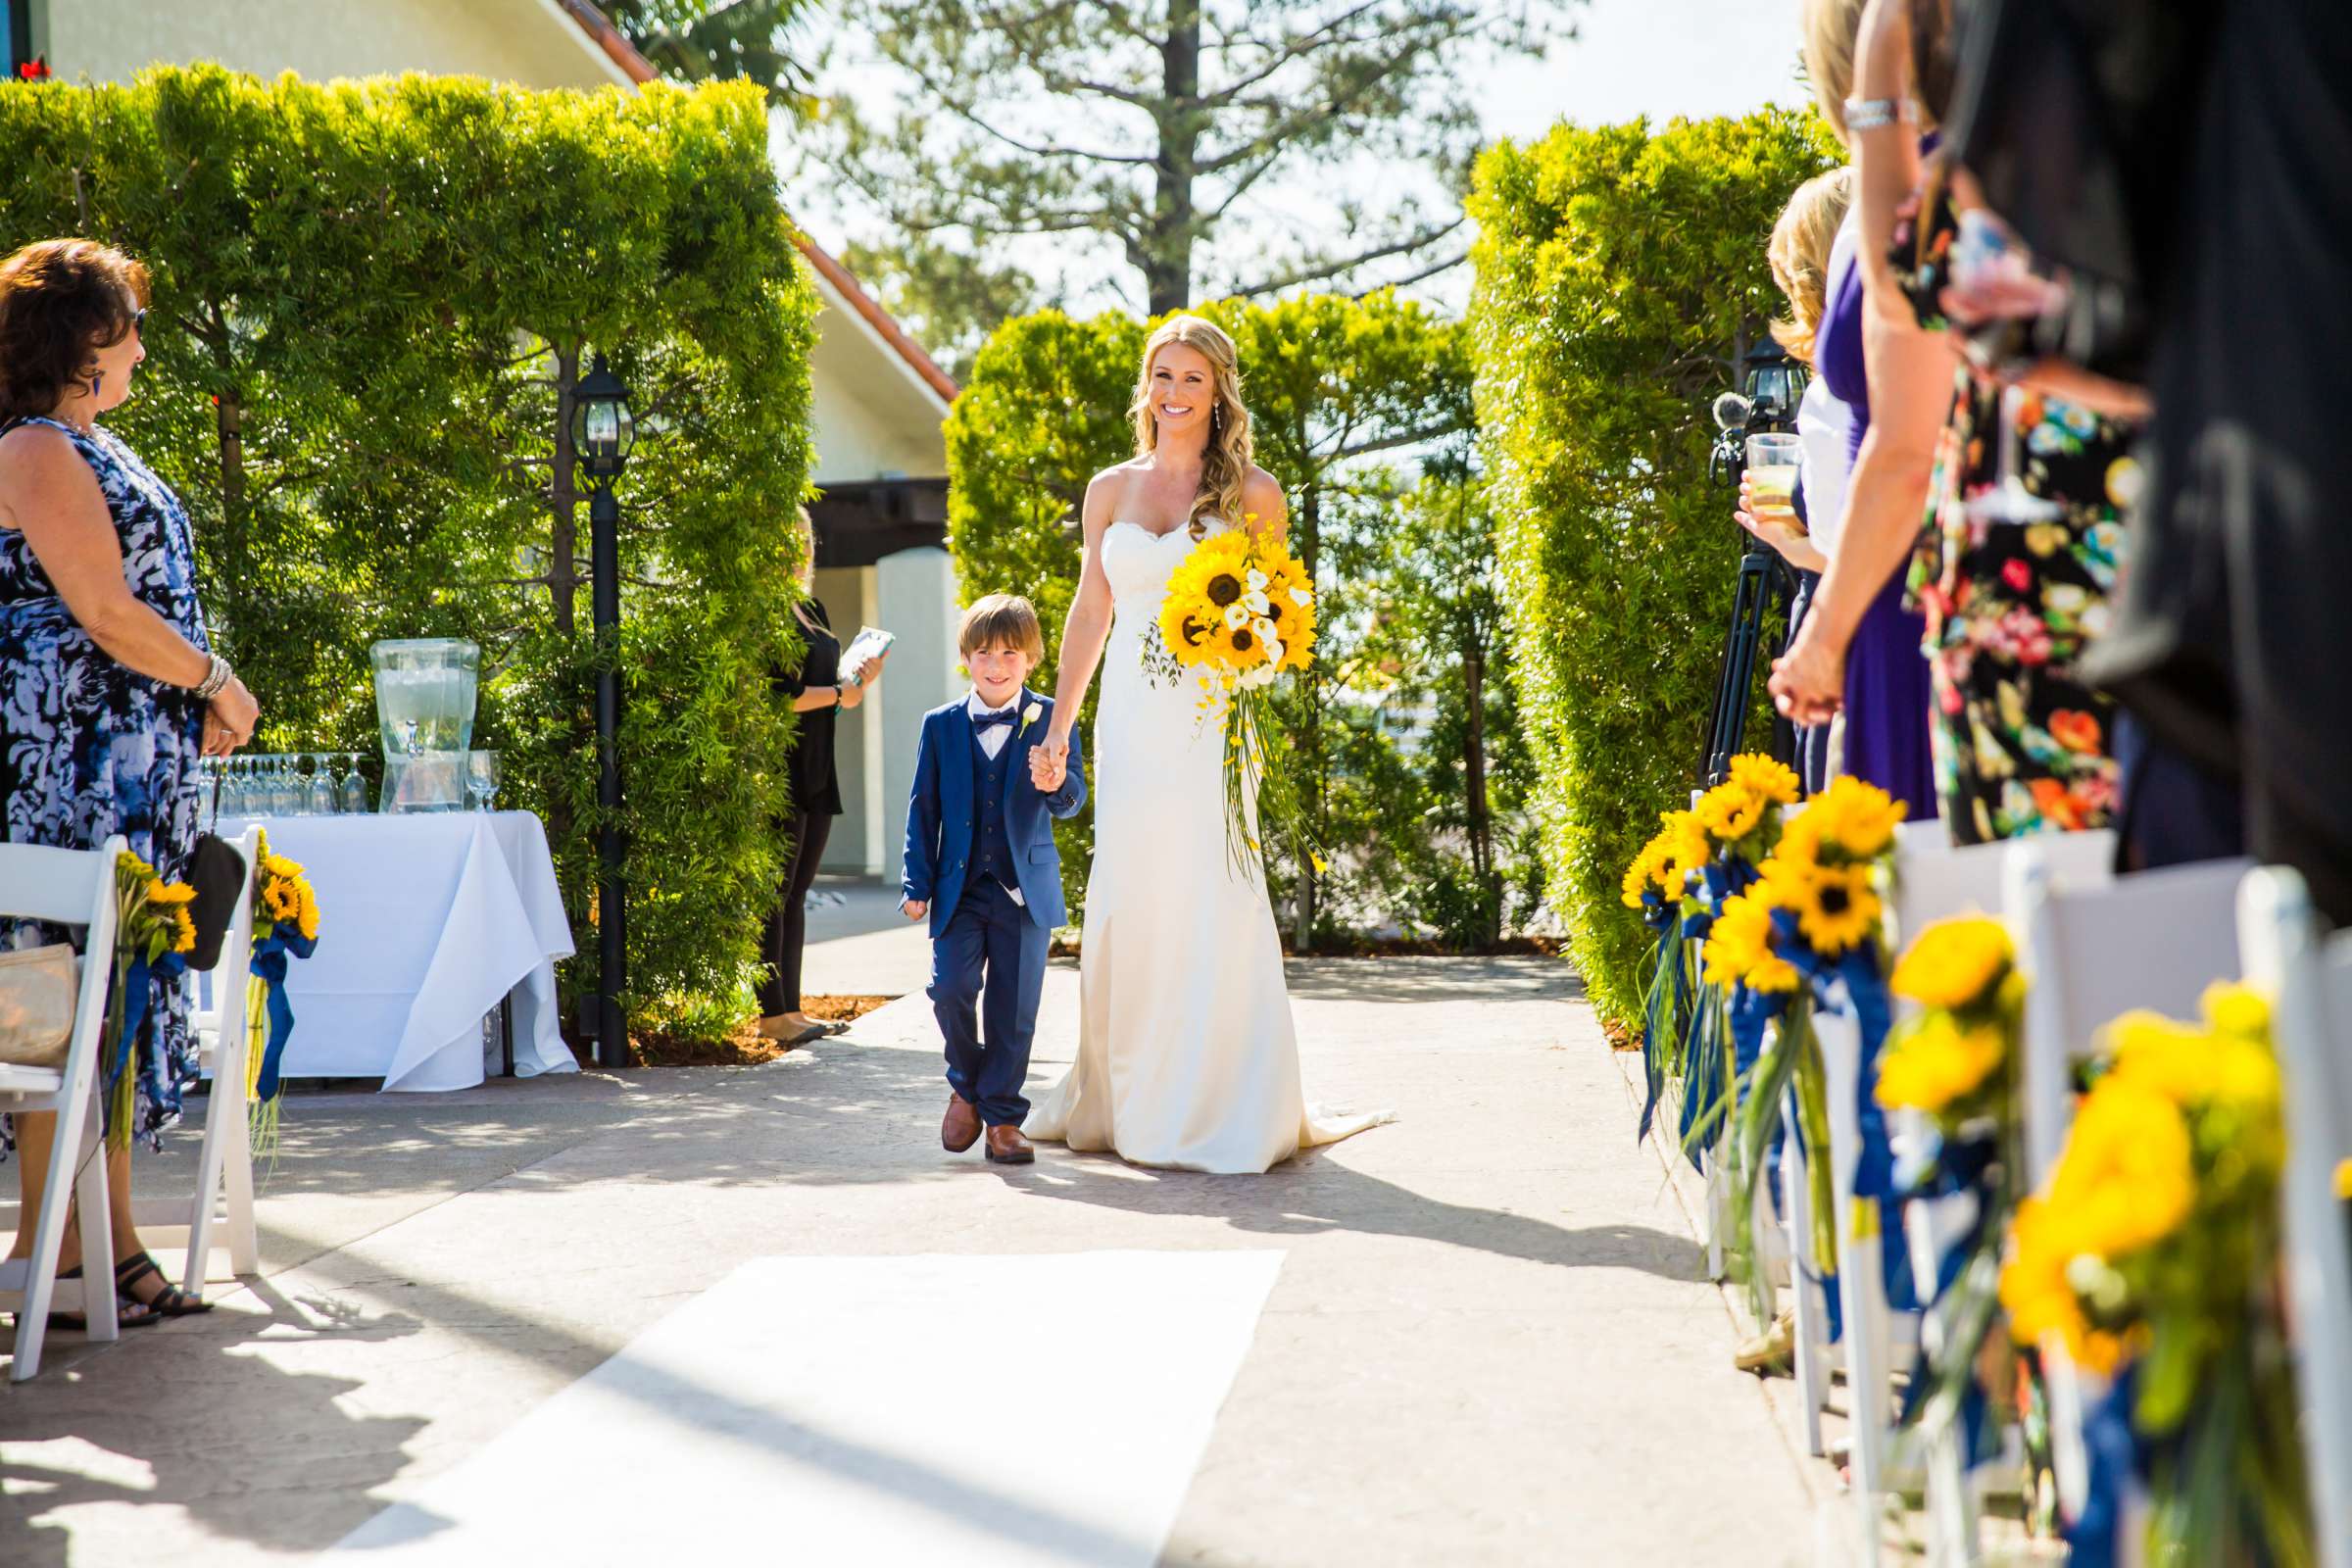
1874,916,2032,1478
1704,776,1907,1327
244,829,321,1159
1995,982,2310,1566
100,854,199,1149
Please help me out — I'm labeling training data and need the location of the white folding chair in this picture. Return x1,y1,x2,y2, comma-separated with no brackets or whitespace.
2236,867,2352,1568
0,836,129,1380
2006,849,2249,1523
1892,827,2117,1567
1816,827,2117,1559
134,825,261,1293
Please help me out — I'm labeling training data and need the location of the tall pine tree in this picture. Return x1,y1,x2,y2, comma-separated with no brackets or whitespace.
825,0,1564,314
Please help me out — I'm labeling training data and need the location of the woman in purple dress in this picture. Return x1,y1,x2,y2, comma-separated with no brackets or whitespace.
1804,136,1938,822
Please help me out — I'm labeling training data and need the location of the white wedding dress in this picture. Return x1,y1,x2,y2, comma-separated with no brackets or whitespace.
1023,518,1393,1174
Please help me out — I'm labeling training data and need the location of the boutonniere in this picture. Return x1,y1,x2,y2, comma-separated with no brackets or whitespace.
1020,701,1044,735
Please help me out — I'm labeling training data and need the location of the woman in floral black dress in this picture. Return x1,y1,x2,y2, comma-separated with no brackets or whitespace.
1892,188,2133,842
0,240,259,1325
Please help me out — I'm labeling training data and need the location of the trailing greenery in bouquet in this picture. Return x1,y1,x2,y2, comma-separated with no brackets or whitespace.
1702,775,1907,1322
1874,916,2030,1469
245,830,321,1158
1678,757,1805,1159
1142,519,1323,877
1998,984,2313,1567
104,854,199,1150
1621,805,1708,1143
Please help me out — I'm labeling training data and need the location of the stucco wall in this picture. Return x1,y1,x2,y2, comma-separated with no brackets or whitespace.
50,0,624,90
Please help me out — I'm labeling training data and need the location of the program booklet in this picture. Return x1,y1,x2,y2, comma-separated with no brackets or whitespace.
841,624,895,678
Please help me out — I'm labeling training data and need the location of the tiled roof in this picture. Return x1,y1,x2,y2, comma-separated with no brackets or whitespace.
554,0,957,403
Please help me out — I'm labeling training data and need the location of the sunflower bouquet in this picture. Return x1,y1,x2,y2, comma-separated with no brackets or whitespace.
1142,519,1321,875
103,853,199,1148
245,828,321,1157
1998,984,2311,1564
1701,776,1907,1315
1873,917,2033,1473
1619,755,1805,1161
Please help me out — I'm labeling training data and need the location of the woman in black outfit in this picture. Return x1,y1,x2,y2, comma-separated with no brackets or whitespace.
758,528,884,1045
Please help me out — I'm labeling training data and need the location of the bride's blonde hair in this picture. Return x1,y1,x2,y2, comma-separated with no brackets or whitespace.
1129,315,1252,538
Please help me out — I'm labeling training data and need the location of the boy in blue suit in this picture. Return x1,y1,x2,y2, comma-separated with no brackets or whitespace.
900,594,1087,1163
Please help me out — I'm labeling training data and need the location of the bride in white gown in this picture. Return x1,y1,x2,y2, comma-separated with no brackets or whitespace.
1023,315,1391,1175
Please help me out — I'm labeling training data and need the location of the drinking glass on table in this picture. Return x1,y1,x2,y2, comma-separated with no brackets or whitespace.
340,753,370,814
1743,433,1805,538
466,750,501,812
306,753,335,816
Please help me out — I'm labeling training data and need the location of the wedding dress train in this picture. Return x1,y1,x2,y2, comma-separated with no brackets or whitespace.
1023,518,1392,1174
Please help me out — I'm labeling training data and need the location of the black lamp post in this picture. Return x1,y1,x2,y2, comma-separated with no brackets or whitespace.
573,355,635,1068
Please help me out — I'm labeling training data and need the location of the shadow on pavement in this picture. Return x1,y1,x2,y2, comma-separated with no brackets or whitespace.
1279,956,1586,1005
999,1152,1704,1283
0,1278,426,1565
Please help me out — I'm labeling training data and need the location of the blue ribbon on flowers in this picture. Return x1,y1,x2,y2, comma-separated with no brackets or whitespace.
249,921,318,1103
1766,907,1921,1322
104,948,187,1143
2064,1362,2142,1568
1890,1127,2003,1462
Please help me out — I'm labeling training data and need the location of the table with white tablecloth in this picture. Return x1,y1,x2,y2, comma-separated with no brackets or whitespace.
216,811,578,1091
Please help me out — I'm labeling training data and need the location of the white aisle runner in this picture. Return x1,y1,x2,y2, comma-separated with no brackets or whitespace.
322,1250,1286,1566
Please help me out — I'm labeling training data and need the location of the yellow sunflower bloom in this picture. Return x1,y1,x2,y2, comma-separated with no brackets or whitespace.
1761,858,1881,955
2000,1197,2137,1374
2200,981,2269,1041
1785,775,1906,862
1727,753,1801,807
2046,1077,2196,1257
1889,916,2012,1011
144,878,198,907
1876,1012,2007,1112
171,907,196,955
1694,780,1768,844
1657,809,1711,895
1703,893,1797,994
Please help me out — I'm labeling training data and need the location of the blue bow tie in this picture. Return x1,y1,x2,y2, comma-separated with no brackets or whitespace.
974,706,1018,730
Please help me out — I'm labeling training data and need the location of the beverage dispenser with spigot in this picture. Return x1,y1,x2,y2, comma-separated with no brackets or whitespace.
368,638,479,811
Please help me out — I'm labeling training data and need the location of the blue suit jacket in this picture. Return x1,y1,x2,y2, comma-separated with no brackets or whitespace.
901,690,1087,937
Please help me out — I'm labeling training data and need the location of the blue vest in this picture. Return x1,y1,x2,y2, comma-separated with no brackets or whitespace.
966,723,1018,896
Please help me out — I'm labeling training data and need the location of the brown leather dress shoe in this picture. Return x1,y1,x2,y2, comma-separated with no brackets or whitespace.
942,1095,982,1152
984,1124,1034,1164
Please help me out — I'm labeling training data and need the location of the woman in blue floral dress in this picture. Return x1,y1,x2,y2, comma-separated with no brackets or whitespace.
0,240,260,1325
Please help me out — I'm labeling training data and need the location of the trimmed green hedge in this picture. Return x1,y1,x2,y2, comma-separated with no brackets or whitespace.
0,68,818,1037
1467,111,1840,1031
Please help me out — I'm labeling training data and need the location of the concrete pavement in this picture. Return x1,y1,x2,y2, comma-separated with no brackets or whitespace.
0,955,1860,1566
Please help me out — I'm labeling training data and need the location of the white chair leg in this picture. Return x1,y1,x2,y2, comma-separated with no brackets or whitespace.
181,1059,232,1296
1783,1089,1828,1457
224,1106,259,1276
13,1075,107,1381
74,1084,117,1345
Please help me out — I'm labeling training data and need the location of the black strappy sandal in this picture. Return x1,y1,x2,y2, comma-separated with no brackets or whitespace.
22,1264,162,1332
115,1250,211,1318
